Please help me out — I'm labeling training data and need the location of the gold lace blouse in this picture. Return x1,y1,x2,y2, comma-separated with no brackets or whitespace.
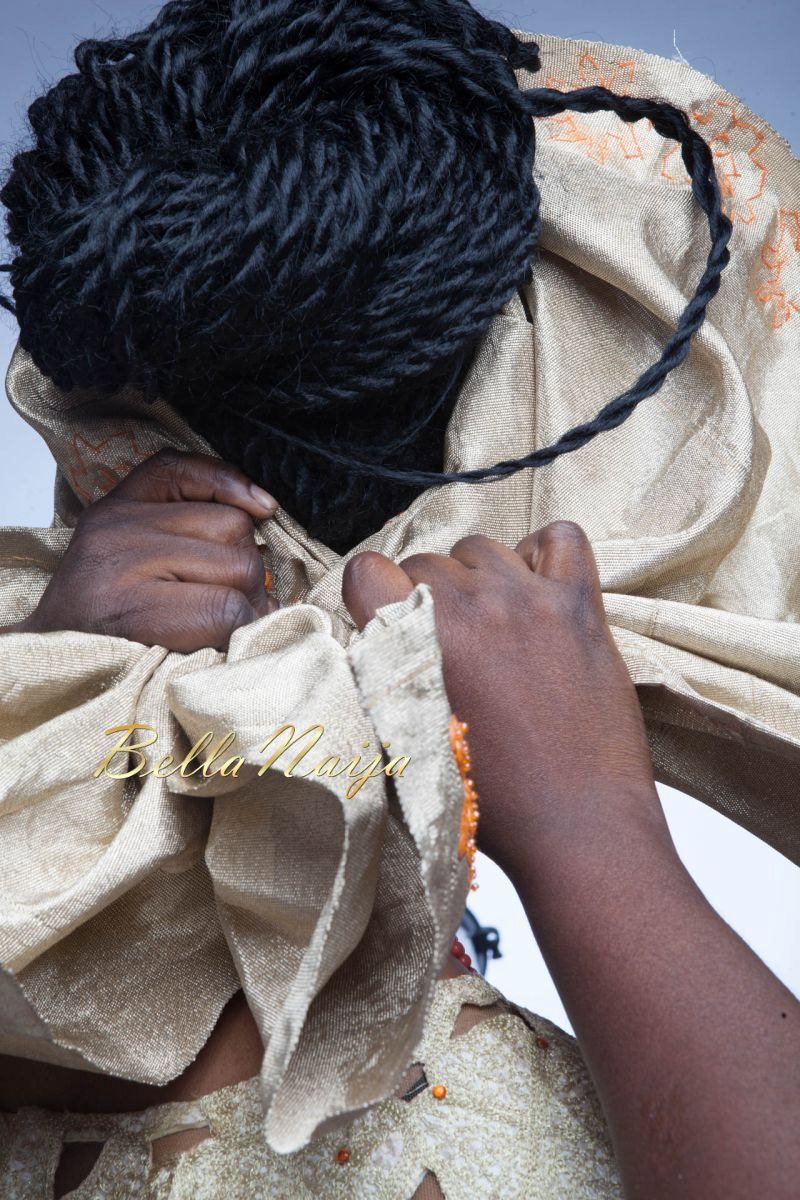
0,973,623,1199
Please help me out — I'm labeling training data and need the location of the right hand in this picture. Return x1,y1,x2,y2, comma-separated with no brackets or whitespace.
342,523,665,880
16,448,280,652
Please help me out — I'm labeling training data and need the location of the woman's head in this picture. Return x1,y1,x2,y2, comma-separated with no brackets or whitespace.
0,1,731,553
0,0,542,551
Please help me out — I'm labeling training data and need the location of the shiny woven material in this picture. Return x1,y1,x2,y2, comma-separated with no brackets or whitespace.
0,974,623,1199
0,31,798,1154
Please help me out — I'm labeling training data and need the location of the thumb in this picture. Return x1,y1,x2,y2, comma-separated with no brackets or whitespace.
342,552,414,632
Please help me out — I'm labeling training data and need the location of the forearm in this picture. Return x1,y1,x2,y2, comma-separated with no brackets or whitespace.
506,794,800,1200
341,525,799,1193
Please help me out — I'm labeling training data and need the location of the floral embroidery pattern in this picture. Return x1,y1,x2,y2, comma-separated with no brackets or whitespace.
539,53,770,231
752,208,800,330
660,100,768,225
66,427,149,503
540,53,647,165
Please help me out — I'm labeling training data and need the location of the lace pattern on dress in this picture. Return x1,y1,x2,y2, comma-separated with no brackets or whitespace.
0,974,623,1199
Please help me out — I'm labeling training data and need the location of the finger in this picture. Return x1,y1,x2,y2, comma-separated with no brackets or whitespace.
105,582,261,653
107,448,278,520
108,502,275,616
139,501,260,545
397,551,475,599
448,533,521,572
515,521,601,591
133,538,272,617
342,552,414,632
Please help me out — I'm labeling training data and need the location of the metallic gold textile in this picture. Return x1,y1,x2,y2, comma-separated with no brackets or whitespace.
0,31,798,1154
0,973,623,1199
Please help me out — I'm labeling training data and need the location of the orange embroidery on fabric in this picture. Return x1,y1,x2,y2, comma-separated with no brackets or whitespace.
558,51,638,96
541,53,645,165
753,208,800,330
66,428,149,503
660,101,767,225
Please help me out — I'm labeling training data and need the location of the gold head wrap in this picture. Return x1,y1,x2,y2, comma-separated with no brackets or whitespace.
0,31,798,1152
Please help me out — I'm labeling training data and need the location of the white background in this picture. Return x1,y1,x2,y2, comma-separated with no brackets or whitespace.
0,1,798,1031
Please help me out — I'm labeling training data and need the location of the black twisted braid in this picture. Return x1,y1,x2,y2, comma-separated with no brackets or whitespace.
0,0,732,552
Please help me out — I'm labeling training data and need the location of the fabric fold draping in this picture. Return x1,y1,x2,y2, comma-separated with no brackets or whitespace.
0,31,798,1151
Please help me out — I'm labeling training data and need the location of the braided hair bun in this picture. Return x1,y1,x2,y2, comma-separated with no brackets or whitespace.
0,0,730,552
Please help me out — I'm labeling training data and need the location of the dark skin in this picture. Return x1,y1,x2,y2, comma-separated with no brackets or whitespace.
3,447,280,647
2,449,799,1199
0,450,472,1195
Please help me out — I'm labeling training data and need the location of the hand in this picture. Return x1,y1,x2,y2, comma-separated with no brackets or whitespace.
17,448,280,652
346,525,800,1200
342,522,663,879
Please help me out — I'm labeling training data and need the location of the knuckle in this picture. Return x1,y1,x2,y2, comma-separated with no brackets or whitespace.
209,458,233,493
233,546,265,595
152,446,181,468
130,448,179,494
457,577,510,630
397,552,438,577
451,533,490,553
170,451,193,490
218,457,246,487
147,447,192,489
176,451,239,495
515,531,537,554
223,508,256,543
541,576,596,629
208,588,250,634
522,575,567,621
143,446,181,481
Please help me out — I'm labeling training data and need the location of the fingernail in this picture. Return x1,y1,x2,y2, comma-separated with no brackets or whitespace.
248,483,278,515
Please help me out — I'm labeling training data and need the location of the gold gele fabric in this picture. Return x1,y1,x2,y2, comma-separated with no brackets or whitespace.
0,28,798,1160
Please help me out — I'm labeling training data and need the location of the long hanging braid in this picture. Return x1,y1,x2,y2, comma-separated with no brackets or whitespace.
0,0,732,553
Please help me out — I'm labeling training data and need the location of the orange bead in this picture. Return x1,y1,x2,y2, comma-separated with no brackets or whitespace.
335,1147,350,1164
449,714,479,889
263,569,273,591
431,1084,447,1100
